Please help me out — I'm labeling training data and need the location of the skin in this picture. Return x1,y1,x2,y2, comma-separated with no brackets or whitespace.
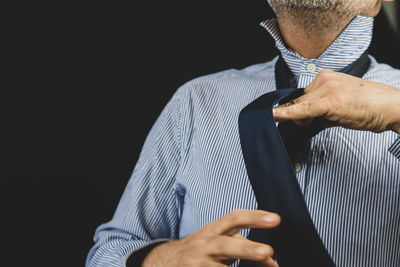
272,0,400,133
142,210,281,267
273,70,400,134
267,0,383,58
142,1,400,266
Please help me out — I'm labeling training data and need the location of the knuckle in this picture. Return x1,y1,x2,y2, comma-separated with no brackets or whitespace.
318,69,333,77
283,98,301,107
299,101,311,111
324,80,340,90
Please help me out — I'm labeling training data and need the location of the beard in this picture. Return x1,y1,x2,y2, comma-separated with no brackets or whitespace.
267,0,365,11
267,0,372,35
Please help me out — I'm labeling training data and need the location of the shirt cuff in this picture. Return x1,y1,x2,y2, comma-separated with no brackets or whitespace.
389,136,400,159
125,239,171,267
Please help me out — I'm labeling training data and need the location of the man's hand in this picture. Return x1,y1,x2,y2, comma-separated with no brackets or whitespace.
273,70,400,134
142,209,281,267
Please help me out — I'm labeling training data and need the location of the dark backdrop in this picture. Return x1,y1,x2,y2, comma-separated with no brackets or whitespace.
4,1,399,266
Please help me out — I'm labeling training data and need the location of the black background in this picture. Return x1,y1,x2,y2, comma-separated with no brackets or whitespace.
4,1,399,266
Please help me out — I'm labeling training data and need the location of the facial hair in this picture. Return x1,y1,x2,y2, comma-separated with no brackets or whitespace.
267,0,371,35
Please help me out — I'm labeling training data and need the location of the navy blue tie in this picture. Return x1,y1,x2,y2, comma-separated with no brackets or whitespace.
238,51,370,267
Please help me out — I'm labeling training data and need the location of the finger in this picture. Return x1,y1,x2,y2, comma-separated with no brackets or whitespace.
303,75,321,94
277,93,311,108
206,235,274,262
276,90,324,115
210,210,281,236
304,69,335,93
273,97,331,122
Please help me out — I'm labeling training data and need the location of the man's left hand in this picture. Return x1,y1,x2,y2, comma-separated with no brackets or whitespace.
273,70,400,134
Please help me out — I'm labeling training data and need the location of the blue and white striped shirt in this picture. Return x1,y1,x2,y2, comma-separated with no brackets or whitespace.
87,16,400,267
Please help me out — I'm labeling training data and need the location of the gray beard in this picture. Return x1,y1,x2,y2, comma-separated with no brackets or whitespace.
267,0,368,35
267,0,366,11
268,0,337,10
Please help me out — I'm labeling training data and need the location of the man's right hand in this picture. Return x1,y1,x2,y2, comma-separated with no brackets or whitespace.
142,209,281,267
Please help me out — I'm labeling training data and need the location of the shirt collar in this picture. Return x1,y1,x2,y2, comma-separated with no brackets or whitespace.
260,15,373,77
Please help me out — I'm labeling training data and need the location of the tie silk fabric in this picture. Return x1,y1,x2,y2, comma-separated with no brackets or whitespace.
238,52,370,267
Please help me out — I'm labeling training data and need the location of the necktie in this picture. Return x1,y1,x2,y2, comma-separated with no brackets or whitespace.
238,51,370,267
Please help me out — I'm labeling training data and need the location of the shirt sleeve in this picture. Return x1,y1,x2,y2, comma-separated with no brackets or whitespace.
389,136,400,159
85,90,184,267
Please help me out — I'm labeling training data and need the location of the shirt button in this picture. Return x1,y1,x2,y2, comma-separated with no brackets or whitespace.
294,163,302,173
306,63,317,73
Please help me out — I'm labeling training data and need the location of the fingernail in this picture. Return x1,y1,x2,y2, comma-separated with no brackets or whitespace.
254,246,268,255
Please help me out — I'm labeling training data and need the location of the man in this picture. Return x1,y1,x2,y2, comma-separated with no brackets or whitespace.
86,0,400,266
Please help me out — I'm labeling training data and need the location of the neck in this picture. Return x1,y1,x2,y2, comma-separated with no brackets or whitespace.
276,12,354,59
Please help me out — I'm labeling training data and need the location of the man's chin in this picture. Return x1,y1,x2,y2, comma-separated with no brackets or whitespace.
267,0,370,14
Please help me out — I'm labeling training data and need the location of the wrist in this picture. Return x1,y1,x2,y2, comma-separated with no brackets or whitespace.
125,240,173,267
142,240,181,267
384,88,400,134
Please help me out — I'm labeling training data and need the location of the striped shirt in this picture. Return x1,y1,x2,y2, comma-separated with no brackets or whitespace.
86,15,400,267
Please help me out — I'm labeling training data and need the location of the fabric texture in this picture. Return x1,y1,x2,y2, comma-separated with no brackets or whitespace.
86,15,400,267
238,51,370,267
239,88,336,267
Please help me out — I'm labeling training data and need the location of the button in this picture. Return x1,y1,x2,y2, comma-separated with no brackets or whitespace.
294,163,302,173
306,63,317,73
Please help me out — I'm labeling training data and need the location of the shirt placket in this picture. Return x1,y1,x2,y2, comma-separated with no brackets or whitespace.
295,63,319,194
